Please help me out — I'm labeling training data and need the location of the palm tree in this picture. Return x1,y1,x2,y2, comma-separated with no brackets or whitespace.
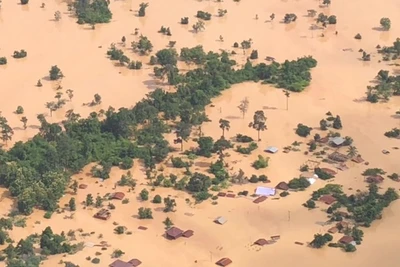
20,116,28,129
219,119,230,138
45,101,57,117
283,90,291,110
249,110,267,141
347,146,358,158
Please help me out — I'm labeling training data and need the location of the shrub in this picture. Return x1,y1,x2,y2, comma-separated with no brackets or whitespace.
49,65,63,80
15,106,24,115
250,50,258,59
296,123,312,137
236,142,258,154
304,199,316,208
314,167,334,180
140,189,149,201
252,155,269,169
44,211,53,219
249,175,258,183
91,258,100,264
153,195,162,203
0,57,7,65
380,17,391,30
236,134,253,143
13,50,27,59
233,42,239,48
384,128,400,138
20,0,29,4
196,11,211,20
280,191,289,197
288,177,310,189
171,157,189,168
327,15,337,24
181,17,189,24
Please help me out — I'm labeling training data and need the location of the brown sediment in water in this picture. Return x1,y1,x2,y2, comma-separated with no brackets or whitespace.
1,0,400,266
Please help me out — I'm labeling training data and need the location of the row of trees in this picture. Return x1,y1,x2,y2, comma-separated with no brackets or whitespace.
366,69,400,102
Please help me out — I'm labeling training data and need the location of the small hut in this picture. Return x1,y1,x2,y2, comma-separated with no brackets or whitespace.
217,192,227,197
328,152,348,162
319,195,337,205
94,209,111,220
166,227,183,240
328,227,338,234
109,258,142,267
110,192,125,200
366,175,384,183
182,230,194,238
214,216,227,225
275,181,289,191
253,196,267,204
79,184,88,189
338,235,354,244
265,146,278,154
253,238,269,246
216,258,232,266
352,155,365,163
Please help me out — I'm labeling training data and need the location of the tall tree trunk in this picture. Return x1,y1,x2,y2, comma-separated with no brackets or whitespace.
181,142,183,151
257,130,260,141
222,128,225,138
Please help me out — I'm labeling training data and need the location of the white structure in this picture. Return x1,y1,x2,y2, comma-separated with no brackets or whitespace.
255,186,276,196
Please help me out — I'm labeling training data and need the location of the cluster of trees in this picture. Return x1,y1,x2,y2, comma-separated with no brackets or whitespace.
131,35,153,55
366,69,400,102
73,0,112,24
1,226,77,266
12,50,27,59
316,13,337,26
196,11,212,20
107,44,143,69
377,38,400,61
308,183,398,227
0,45,316,214
159,26,172,36
138,2,149,17
380,17,391,30
320,112,343,130
288,177,310,190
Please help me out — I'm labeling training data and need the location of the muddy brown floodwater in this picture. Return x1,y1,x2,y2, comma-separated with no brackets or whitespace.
0,0,400,266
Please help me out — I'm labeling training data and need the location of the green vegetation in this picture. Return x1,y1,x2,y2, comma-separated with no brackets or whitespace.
181,17,189,25
159,26,172,36
20,0,29,4
0,47,316,216
296,123,312,137
236,142,258,154
380,17,391,30
138,207,153,219
196,11,212,20
236,134,253,143
288,177,310,189
314,168,334,180
49,65,63,80
152,195,162,203
252,155,269,169
317,13,337,25
384,128,400,138
13,50,27,59
0,57,7,65
283,13,297,23
138,2,149,17
74,0,112,24
132,35,153,55
139,189,149,201
310,233,333,248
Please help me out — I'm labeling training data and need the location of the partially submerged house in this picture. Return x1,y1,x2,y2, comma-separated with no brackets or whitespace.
338,235,354,244
366,175,384,184
275,181,289,191
79,184,88,189
110,192,125,200
216,258,232,267
328,152,348,162
319,195,337,205
265,146,278,154
352,155,365,163
320,168,337,176
109,259,142,267
214,216,227,225
182,230,194,238
94,209,111,220
330,137,345,147
253,238,273,246
255,186,276,196
166,227,184,240
328,227,338,234
253,196,267,204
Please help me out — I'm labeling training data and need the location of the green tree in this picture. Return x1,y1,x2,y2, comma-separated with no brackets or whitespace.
49,65,63,80
380,17,391,30
138,2,149,17
20,0,29,5
20,116,28,129
45,101,57,117
238,97,249,118
153,194,162,203
16,106,24,115
197,136,214,157
347,146,358,158
86,194,94,206
163,217,174,229
333,115,343,129
95,196,103,207
322,0,331,6
138,207,153,219
192,20,205,32
163,197,176,212
70,180,78,194
175,122,192,151
140,189,149,201
249,110,267,141
131,35,153,54
219,119,230,138
74,0,112,24
69,197,76,211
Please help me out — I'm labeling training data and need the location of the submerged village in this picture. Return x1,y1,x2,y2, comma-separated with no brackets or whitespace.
0,0,400,266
